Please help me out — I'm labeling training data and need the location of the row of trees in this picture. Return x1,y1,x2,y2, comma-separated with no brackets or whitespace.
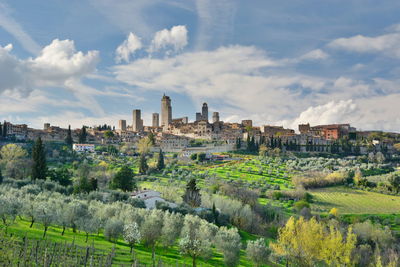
0,187,270,267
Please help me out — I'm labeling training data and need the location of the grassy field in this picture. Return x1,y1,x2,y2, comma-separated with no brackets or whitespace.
4,218,265,267
310,186,400,214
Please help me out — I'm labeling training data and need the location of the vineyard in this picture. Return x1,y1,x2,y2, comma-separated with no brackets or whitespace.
310,186,400,214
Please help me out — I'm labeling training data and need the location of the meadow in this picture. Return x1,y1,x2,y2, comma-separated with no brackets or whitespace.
310,186,400,214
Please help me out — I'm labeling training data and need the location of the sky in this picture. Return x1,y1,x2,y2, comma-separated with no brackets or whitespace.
0,0,399,132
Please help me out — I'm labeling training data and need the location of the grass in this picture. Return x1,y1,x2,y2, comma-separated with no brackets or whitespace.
4,218,263,267
310,186,400,214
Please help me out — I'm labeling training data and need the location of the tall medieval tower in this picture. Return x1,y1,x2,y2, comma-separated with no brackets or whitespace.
201,103,208,122
161,94,172,127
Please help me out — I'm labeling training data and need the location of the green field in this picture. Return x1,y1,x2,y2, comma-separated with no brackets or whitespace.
310,186,400,214
4,218,262,267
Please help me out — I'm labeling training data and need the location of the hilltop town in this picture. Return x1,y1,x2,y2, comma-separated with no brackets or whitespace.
2,94,399,158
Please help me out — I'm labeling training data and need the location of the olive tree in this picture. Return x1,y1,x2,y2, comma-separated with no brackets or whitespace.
104,218,124,243
0,194,21,233
123,222,141,254
179,215,215,267
161,211,183,247
140,210,164,266
215,227,242,266
246,238,270,267
35,201,56,238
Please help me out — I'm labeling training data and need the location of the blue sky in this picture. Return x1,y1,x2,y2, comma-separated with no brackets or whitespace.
0,0,399,132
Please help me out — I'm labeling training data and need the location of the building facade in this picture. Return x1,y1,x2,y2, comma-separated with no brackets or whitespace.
132,109,143,132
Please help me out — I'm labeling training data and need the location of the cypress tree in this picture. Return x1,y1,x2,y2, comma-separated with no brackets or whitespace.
0,122,2,137
65,125,73,148
157,149,165,170
32,137,47,180
139,154,148,174
0,168,3,184
78,126,87,143
182,179,201,207
2,121,7,138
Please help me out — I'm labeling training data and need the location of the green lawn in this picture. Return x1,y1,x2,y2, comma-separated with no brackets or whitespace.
310,186,400,214
4,218,264,267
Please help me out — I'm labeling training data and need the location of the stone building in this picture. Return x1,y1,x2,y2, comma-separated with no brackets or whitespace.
242,120,253,128
152,113,159,127
201,103,208,122
161,94,172,127
119,120,127,131
132,109,143,132
212,112,220,123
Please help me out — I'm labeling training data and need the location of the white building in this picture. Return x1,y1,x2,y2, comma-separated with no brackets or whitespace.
72,144,95,152
131,189,177,209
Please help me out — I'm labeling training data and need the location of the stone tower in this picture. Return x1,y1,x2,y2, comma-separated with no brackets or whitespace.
152,113,159,127
132,109,143,132
161,94,172,127
119,119,127,131
201,103,208,122
212,112,220,123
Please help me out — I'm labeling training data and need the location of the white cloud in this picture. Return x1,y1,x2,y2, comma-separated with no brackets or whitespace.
115,32,142,63
0,3,41,55
299,49,329,61
0,39,103,114
328,32,400,58
280,100,358,130
149,25,188,53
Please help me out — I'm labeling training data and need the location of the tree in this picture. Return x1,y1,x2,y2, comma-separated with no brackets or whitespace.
77,213,99,242
215,227,242,266
32,137,47,180
103,130,114,140
66,201,88,233
0,168,2,184
123,222,141,254
148,132,156,145
161,212,183,247
74,163,93,193
157,149,165,170
104,218,124,243
236,138,242,150
139,154,148,174
271,216,356,267
246,238,270,267
35,201,55,238
389,173,400,194
0,195,20,233
197,153,206,162
375,152,385,164
78,126,87,143
190,153,197,161
48,167,72,186
137,137,152,155
329,208,339,217
65,125,73,148
0,144,28,179
141,210,164,266
259,144,268,157
111,165,136,192
182,179,201,207
179,215,215,267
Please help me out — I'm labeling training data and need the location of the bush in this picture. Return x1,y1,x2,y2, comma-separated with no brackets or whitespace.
293,200,310,212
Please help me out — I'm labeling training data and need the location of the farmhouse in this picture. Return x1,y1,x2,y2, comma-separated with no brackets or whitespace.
131,189,177,209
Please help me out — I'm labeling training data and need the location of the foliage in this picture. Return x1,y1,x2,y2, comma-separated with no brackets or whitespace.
215,227,242,266
388,173,400,193
111,165,136,192
48,167,72,186
78,126,87,143
246,238,270,267
271,216,356,266
103,130,114,139
123,222,141,253
65,125,73,148
182,179,201,208
157,149,165,170
32,137,47,180
104,218,124,243
137,137,152,155
139,154,148,174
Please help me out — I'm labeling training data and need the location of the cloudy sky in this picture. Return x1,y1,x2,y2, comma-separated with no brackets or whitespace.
1,0,399,132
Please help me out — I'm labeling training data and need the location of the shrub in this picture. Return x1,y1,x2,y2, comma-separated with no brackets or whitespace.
293,200,310,212
104,219,124,242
